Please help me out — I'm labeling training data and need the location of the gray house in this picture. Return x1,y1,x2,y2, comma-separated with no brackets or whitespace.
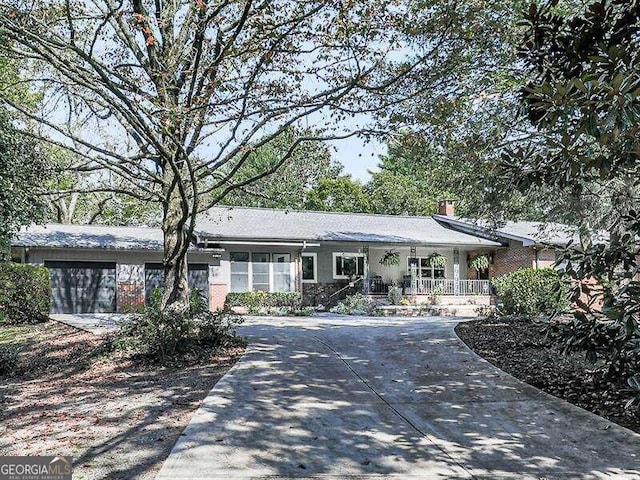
11,202,567,314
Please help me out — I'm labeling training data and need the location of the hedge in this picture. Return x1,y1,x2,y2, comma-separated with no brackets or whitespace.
224,291,301,313
492,267,569,316
0,263,51,324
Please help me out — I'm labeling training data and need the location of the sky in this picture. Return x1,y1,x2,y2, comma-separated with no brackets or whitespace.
330,136,386,181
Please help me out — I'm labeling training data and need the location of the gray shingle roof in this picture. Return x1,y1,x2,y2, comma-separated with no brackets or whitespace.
197,207,501,246
13,223,165,250
13,208,504,250
433,215,579,246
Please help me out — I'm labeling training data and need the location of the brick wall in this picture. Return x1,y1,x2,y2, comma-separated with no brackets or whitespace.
117,282,145,313
209,283,228,311
489,241,536,278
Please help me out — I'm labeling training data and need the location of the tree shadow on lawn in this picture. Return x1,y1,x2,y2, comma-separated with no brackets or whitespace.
158,319,640,479
0,321,240,480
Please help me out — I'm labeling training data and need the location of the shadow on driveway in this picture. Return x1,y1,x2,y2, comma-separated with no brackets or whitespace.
156,315,640,479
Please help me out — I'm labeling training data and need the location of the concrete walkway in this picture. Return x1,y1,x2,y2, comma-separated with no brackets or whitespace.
51,313,120,335
156,315,640,479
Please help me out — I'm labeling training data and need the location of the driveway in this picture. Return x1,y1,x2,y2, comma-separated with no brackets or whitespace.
157,315,640,479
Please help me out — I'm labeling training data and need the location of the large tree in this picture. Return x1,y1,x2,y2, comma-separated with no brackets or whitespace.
506,0,640,380
0,0,514,309
305,175,372,213
0,44,51,257
220,128,342,210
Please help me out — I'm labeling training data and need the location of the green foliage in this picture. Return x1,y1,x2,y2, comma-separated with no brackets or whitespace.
366,137,455,216
224,291,302,315
0,112,51,253
304,176,373,213
379,250,400,267
116,288,243,362
220,128,342,210
0,263,50,324
492,268,569,316
506,0,640,393
329,293,373,315
387,286,403,306
0,343,20,376
468,254,490,272
626,375,640,410
427,252,447,268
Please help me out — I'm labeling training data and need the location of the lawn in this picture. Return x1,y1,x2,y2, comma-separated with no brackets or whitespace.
0,320,244,480
456,317,640,434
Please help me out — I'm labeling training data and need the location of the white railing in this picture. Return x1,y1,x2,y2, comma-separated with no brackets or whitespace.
414,279,490,296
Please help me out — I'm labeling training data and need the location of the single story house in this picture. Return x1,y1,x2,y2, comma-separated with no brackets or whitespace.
10,201,575,314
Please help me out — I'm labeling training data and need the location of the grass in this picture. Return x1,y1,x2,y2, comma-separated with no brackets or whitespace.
0,324,38,343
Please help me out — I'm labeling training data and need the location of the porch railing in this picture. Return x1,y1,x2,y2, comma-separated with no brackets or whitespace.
414,279,490,296
363,278,491,296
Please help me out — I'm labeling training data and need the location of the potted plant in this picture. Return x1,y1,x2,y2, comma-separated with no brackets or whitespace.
468,254,490,272
379,249,400,267
427,252,447,268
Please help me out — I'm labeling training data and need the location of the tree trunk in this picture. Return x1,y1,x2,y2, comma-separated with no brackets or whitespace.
160,176,191,311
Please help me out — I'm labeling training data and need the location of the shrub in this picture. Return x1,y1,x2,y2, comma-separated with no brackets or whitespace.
330,293,373,315
387,286,402,305
0,343,21,376
116,288,243,362
224,291,302,315
492,267,569,316
0,263,50,324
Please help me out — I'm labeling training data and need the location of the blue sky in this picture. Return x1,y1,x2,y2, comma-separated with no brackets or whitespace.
329,136,386,182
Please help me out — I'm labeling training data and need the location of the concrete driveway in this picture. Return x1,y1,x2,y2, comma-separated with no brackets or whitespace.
156,315,640,479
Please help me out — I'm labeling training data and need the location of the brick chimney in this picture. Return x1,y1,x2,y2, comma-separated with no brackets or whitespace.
438,199,455,216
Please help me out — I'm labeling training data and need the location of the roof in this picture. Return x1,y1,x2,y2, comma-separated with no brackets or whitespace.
13,207,502,250
12,223,165,250
433,215,579,247
196,206,502,246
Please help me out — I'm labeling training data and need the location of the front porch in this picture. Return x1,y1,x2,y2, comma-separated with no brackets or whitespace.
361,245,493,297
363,277,491,296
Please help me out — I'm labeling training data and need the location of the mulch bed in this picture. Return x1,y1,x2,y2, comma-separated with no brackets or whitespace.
0,321,245,480
456,316,640,434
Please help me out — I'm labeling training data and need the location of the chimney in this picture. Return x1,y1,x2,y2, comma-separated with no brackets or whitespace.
438,199,455,216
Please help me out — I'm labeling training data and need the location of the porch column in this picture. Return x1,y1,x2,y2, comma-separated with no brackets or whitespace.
410,245,417,295
453,249,460,295
362,245,370,294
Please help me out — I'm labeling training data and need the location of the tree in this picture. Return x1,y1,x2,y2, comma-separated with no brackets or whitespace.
220,128,342,210
0,112,50,256
305,176,372,213
47,169,160,226
0,43,50,257
0,0,483,310
367,135,461,216
507,0,640,380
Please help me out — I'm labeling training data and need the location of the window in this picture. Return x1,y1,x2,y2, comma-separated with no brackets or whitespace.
333,252,365,279
408,257,446,279
301,253,317,283
230,251,293,292
272,253,291,291
251,253,271,292
230,252,250,292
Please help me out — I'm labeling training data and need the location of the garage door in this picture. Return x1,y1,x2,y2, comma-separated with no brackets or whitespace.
145,263,209,305
45,261,117,314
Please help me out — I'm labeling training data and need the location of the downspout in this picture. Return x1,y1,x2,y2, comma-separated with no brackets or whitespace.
534,247,539,269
